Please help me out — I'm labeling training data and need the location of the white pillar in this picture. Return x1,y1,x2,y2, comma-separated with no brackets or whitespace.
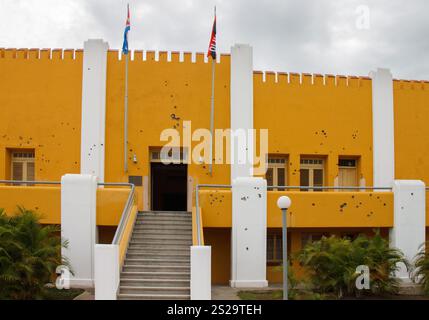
391,180,426,280
80,39,109,182
230,44,254,181
230,177,268,288
94,244,119,300
61,174,97,287
370,68,395,188
190,246,211,300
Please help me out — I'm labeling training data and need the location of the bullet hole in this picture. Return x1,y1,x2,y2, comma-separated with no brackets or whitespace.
351,195,355,199
258,194,262,198
19,136,23,140
340,203,347,209
401,206,404,210
171,113,180,120
312,203,315,206
411,193,414,196
246,247,249,251
383,203,386,206
244,228,248,231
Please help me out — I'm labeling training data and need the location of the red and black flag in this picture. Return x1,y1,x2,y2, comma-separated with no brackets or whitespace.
207,9,216,60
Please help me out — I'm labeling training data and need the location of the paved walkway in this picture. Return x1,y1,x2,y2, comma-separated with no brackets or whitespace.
212,285,282,300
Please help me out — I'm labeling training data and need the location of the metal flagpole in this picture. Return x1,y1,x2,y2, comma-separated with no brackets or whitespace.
209,6,216,176
209,57,215,176
124,52,129,172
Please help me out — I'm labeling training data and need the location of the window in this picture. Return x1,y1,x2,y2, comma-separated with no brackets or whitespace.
300,158,324,191
11,151,35,183
266,156,287,190
267,231,283,265
150,148,188,164
301,232,329,248
338,158,358,189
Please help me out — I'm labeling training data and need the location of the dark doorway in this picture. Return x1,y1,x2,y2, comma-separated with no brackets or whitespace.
151,163,187,211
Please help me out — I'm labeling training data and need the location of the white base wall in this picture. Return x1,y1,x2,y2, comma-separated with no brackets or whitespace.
390,180,426,280
61,174,97,287
191,246,211,300
94,244,119,300
230,177,268,288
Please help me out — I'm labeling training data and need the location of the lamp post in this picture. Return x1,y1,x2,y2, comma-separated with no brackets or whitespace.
277,196,292,300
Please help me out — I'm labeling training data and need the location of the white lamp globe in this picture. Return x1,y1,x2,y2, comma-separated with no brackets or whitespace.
277,196,291,209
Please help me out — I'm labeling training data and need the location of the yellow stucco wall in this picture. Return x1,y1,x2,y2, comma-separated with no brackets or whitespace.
0,49,82,181
199,189,393,228
0,185,130,226
254,73,374,187
104,51,232,192
393,80,429,226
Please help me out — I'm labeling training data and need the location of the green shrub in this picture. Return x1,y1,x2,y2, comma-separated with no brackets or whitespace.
411,243,429,295
0,207,69,299
297,230,408,298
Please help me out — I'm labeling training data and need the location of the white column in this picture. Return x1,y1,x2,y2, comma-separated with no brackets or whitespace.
61,174,97,287
94,244,119,300
390,180,426,280
370,68,395,188
230,177,268,288
190,246,211,300
80,39,109,182
230,44,254,181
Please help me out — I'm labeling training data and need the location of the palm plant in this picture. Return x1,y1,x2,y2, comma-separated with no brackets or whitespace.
411,243,429,295
352,231,408,296
0,207,69,299
297,230,408,298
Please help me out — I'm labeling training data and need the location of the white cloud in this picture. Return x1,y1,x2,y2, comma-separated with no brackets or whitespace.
0,0,427,79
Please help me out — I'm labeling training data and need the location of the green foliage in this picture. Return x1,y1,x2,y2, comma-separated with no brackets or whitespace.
411,243,429,295
0,207,69,299
297,230,408,298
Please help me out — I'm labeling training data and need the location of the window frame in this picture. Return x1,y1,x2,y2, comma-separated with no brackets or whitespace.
266,155,288,190
10,150,35,184
300,158,325,191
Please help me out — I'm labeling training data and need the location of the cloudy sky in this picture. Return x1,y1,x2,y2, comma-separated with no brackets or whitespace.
1,0,428,80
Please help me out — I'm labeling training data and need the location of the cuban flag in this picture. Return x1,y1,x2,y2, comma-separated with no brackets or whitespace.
207,9,216,60
122,4,131,55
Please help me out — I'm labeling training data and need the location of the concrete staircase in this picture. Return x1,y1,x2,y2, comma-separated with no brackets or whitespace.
117,211,192,300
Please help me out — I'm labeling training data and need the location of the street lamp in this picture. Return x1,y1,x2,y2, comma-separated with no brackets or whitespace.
277,196,292,300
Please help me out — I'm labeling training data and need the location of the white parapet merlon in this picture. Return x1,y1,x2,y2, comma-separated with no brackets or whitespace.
80,39,109,182
94,244,119,300
191,246,211,300
390,180,426,280
61,174,97,288
230,177,268,288
230,44,254,181
370,68,395,189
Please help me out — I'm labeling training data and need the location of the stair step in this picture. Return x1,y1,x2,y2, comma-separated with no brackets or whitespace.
139,211,190,216
133,224,192,231
130,240,192,246
132,234,192,240
132,229,192,235
119,286,190,295
122,265,190,273
120,271,190,280
117,293,190,300
127,253,190,260
135,220,191,226
127,244,190,250
125,259,190,266
120,278,190,287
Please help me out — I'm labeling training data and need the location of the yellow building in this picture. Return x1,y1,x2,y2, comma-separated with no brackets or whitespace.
0,40,428,298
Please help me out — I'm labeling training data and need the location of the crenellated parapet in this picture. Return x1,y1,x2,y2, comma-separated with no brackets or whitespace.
0,47,83,60
253,70,373,88
105,49,231,64
393,79,429,90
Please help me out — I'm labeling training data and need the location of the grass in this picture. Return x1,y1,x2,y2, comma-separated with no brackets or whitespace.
237,289,429,300
41,287,85,300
